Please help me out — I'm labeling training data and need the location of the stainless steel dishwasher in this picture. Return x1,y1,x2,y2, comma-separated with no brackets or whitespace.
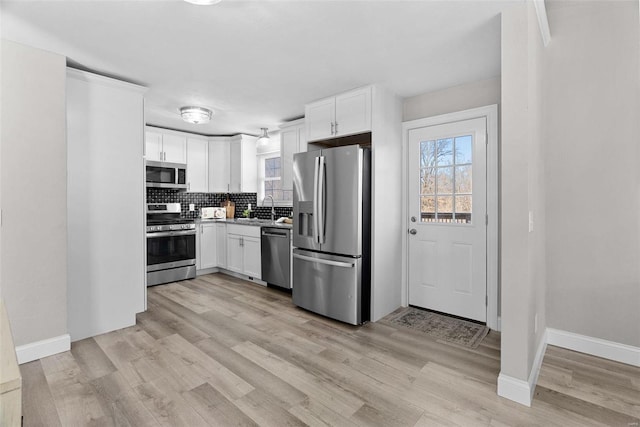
261,227,292,289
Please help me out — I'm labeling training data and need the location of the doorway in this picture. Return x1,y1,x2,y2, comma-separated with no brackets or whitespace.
402,105,499,330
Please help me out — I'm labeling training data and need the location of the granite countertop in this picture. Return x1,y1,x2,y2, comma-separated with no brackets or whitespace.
195,218,293,229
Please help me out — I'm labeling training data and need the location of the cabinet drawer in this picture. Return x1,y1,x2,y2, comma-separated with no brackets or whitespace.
226,223,261,238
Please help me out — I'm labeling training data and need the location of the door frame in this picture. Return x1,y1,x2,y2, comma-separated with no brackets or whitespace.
401,104,500,330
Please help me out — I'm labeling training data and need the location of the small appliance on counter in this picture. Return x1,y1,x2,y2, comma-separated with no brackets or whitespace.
201,207,226,220
146,203,196,286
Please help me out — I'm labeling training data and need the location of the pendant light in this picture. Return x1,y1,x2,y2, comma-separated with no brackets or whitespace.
179,106,213,124
257,128,270,145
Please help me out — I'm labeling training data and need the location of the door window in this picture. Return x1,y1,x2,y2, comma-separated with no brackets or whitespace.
420,135,473,224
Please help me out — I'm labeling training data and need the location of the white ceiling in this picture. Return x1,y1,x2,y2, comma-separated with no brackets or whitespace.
1,0,516,136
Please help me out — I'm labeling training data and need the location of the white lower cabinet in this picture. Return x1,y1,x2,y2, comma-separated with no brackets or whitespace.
216,223,227,268
226,224,262,280
199,223,218,270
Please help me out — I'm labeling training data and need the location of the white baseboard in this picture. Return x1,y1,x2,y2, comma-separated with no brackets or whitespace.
497,373,532,407
497,331,547,407
547,328,640,367
16,334,70,364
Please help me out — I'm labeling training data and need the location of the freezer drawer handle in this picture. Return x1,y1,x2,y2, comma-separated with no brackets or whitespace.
293,253,355,268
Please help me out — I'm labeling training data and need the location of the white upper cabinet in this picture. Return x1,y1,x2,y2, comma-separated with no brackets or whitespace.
145,128,187,163
305,97,336,142
145,131,163,161
186,137,209,192
209,137,231,193
280,118,307,191
162,134,187,163
229,134,257,193
305,86,372,142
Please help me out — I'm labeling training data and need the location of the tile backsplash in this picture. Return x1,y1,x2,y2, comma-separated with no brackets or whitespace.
146,188,292,219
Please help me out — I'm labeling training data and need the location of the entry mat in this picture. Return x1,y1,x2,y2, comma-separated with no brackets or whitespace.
385,306,490,348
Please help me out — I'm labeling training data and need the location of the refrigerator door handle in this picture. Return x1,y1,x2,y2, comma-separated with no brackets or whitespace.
317,155,326,244
313,156,320,244
293,253,355,268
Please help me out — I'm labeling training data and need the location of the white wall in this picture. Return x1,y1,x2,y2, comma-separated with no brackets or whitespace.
66,69,146,342
543,0,640,347
370,85,403,321
499,0,546,386
0,40,68,347
403,77,500,122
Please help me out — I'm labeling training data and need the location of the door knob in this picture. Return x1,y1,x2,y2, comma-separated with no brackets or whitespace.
409,229,417,235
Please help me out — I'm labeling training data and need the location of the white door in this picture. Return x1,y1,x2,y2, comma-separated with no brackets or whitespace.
408,117,487,322
242,236,262,279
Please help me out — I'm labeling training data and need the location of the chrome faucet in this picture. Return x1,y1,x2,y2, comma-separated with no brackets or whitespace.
264,195,275,222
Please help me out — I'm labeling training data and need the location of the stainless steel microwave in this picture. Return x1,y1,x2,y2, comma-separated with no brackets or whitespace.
145,160,188,189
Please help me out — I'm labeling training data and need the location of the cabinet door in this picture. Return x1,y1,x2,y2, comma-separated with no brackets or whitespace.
335,87,372,137
280,127,298,191
226,234,243,273
200,224,217,269
209,139,230,193
145,131,163,161
305,98,335,142
162,134,187,163
229,139,242,192
186,138,208,192
242,236,262,279
216,224,227,268
240,136,257,193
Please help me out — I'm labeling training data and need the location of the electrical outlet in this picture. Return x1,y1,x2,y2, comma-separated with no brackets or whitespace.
534,313,538,333
529,211,534,233
189,204,195,212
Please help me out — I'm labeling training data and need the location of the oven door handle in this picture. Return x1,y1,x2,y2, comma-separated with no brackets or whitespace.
147,230,196,238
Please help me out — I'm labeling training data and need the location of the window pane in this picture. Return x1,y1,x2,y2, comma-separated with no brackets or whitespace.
437,167,453,194
265,157,281,178
420,140,436,169
437,196,453,221
455,165,472,193
420,196,436,222
455,195,472,224
436,138,454,166
455,135,472,164
282,190,293,201
420,168,436,195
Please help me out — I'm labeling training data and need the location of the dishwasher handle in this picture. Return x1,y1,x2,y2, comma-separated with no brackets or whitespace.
262,230,289,238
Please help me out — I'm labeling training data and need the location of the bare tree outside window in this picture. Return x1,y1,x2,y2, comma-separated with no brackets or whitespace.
419,135,472,224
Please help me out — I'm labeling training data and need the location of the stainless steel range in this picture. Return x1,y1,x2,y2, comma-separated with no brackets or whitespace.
146,203,196,286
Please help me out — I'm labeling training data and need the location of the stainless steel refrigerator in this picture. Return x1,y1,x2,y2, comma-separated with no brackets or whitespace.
292,144,371,325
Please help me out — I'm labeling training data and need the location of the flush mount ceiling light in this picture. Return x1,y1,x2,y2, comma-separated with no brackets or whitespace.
183,0,222,5
257,128,270,145
179,106,213,124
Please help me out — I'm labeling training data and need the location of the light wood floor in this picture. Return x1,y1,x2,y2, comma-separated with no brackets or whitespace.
21,273,640,426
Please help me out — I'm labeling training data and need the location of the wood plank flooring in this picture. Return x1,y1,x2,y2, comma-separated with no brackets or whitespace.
20,273,640,426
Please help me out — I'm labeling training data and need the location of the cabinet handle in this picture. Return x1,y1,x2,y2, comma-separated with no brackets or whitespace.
201,225,203,234
334,122,338,135
330,122,334,135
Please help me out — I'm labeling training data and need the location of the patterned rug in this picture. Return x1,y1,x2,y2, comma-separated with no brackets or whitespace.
385,306,490,348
